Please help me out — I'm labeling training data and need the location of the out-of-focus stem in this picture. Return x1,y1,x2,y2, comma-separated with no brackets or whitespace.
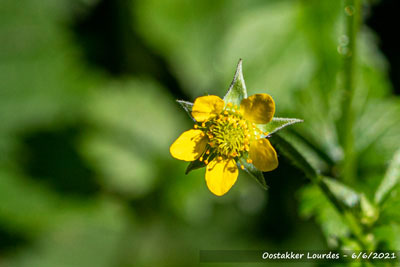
271,135,373,250
316,176,373,250
341,0,361,183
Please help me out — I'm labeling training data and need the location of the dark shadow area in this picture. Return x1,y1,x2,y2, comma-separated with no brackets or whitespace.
367,0,400,95
255,154,312,242
18,125,100,198
0,225,30,255
71,0,189,100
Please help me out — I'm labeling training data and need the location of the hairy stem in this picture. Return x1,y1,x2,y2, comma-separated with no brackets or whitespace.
316,177,372,250
271,134,372,250
341,0,362,183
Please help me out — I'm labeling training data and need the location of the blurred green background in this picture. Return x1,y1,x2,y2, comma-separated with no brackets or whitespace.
1,0,400,266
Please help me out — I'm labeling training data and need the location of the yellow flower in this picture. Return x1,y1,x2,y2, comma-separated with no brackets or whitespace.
170,93,278,196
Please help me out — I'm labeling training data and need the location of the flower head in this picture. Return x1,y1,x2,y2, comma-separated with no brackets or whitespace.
170,93,278,196
169,60,302,196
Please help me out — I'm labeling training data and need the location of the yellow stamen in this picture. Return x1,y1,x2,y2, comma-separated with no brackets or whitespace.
246,159,253,164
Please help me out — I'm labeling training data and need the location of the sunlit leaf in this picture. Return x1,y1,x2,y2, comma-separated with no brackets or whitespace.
322,177,360,208
354,99,400,154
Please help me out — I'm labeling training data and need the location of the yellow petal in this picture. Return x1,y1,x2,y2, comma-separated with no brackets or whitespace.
240,94,275,124
205,158,238,196
192,95,225,122
249,138,278,172
170,129,208,161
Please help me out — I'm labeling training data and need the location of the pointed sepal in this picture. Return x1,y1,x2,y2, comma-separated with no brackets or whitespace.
185,159,206,174
176,100,195,121
238,158,268,190
223,59,247,106
257,117,303,136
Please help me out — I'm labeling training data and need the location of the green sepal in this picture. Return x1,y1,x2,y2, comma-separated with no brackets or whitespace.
238,158,268,190
176,100,194,121
185,159,206,174
223,59,247,106
257,117,303,136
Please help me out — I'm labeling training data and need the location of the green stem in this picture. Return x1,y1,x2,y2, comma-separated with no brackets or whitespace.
316,175,372,250
270,135,372,250
341,0,361,184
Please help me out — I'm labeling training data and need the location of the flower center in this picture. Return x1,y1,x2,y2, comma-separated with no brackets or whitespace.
208,111,249,158
194,103,267,165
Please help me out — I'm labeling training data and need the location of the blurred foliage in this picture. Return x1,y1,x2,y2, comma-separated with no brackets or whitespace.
1,0,400,266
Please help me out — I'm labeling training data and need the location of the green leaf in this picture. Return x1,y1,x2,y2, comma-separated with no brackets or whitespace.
257,117,303,136
223,59,247,106
375,148,400,206
299,185,351,241
238,158,268,190
185,159,206,174
322,177,360,208
269,134,318,180
176,100,194,121
354,99,400,153
269,134,361,217
374,223,400,249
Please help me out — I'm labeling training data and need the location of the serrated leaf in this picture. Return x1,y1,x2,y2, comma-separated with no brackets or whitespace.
238,158,268,190
223,59,247,106
257,117,303,136
375,148,400,206
322,177,360,208
185,159,206,174
176,100,195,121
